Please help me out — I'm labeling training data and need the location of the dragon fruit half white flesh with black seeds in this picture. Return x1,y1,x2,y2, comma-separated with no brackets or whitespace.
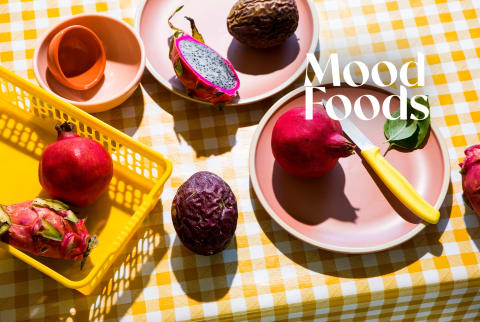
168,6,240,105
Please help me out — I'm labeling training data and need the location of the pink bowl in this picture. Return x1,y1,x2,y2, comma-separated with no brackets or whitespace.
249,85,450,253
34,14,145,113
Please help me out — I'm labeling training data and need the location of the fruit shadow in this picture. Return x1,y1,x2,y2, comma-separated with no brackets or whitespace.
226,35,300,75
170,235,238,302
85,202,169,322
35,202,169,321
272,162,358,224
464,201,480,251
250,181,453,279
141,71,270,157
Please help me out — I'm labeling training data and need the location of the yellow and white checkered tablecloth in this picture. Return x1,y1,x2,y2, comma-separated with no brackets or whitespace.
1,0,480,320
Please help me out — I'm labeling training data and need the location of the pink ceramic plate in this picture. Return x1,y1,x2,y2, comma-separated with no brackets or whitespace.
135,0,319,105
249,85,450,253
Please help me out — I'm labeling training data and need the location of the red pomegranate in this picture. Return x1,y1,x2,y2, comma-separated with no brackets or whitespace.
271,106,355,178
39,122,113,206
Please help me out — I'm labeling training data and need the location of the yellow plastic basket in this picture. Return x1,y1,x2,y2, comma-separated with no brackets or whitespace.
0,65,172,295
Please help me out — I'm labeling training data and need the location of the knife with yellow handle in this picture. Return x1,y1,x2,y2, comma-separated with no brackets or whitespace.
326,101,440,224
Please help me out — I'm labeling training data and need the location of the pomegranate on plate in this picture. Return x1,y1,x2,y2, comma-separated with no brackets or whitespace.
271,106,355,178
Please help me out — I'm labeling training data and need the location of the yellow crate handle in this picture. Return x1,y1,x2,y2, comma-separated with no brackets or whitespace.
361,147,440,224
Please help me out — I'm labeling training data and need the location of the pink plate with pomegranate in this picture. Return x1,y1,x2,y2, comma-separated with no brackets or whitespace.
135,0,319,105
249,85,450,253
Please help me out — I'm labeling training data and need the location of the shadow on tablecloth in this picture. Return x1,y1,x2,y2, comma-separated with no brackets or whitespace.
141,71,277,158
82,201,169,321
464,202,480,251
95,85,146,138
250,181,454,279
170,235,238,302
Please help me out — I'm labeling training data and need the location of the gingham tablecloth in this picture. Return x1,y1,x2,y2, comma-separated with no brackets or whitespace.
1,0,480,320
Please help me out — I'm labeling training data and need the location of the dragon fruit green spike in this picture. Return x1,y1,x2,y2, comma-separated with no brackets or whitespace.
460,144,480,216
0,198,96,268
168,5,240,105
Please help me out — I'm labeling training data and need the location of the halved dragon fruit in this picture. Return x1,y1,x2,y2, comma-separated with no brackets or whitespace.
168,6,240,105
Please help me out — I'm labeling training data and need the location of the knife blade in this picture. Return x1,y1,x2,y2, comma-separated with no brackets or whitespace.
324,100,375,151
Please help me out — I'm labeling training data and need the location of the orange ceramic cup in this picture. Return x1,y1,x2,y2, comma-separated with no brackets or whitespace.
47,25,106,91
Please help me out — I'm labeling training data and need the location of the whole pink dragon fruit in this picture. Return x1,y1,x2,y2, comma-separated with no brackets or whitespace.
168,6,240,105
0,198,96,267
460,144,480,215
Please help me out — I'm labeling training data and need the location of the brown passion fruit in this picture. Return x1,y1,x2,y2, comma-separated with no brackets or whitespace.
227,0,299,49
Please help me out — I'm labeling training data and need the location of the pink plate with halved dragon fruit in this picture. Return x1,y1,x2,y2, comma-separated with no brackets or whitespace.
135,0,319,105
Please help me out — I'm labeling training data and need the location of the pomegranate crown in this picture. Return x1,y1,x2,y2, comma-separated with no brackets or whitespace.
55,122,77,140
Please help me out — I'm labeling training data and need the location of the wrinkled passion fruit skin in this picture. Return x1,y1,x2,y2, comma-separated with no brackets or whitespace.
227,0,299,48
172,171,238,255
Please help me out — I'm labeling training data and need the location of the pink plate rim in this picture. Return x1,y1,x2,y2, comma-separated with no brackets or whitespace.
249,85,451,254
134,0,320,106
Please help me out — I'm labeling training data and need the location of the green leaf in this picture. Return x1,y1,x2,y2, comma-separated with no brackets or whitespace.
168,5,185,33
32,198,79,223
38,219,63,241
167,6,186,59
64,210,79,223
174,59,183,76
0,205,11,235
386,129,419,150
33,198,69,211
385,117,418,142
185,16,205,44
383,96,430,151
